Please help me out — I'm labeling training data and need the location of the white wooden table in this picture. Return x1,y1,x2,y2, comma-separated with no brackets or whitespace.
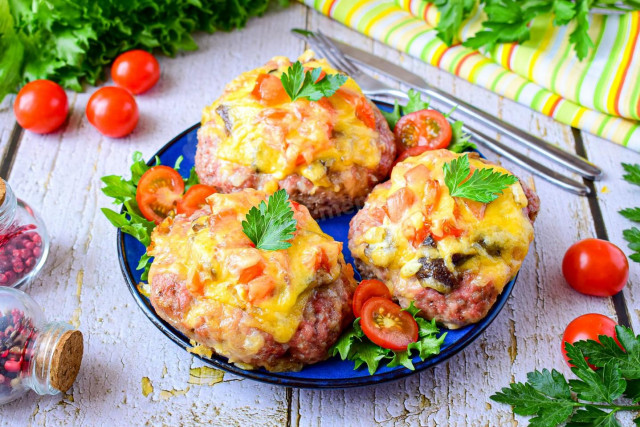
1,4,639,426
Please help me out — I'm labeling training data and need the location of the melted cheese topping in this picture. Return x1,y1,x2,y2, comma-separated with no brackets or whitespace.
148,190,345,344
351,149,534,294
200,51,381,190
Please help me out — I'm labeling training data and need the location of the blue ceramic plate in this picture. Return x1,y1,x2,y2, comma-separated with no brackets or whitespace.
118,103,517,388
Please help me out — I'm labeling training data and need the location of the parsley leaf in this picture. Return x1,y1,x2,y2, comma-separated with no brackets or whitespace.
623,228,640,263
241,189,297,251
620,207,640,223
443,154,518,203
280,61,347,102
330,301,445,374
492,326,640,425
433,0,476,45
623,163,640,186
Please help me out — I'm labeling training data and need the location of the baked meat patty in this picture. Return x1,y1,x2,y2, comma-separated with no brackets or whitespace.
148,189,357,371
195,51,396,218
348,150,539,329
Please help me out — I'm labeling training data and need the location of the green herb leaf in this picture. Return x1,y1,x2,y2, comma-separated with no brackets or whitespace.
447,121,475,153
280,61,347,102
241,189,297,251
404,89,430,114
433,0,476,45
569,406,623,427
620,207,640,223
527,369,572,400
443,154,518,203
381,100,402,130
566,342,626,403
184,167,200,191
623,227,640,263
623,163,640,186
570,0,595,60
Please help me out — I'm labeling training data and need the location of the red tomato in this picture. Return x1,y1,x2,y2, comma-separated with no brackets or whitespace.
352,279,392,318
562,238,629,297
394,110,452,154
176,184,217,217
251,74,288,105
14,80,68,134
86,87,139,138
384,188,416,222
111,50,160,95
562,313,621,368
136,166,184,224
360,297,419,351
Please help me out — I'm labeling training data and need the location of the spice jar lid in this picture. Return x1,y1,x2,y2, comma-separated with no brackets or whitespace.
50,330,84,392
0,178,5,206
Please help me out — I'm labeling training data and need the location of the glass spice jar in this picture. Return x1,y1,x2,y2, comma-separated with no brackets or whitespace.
0,178,49,288
0,286,83,405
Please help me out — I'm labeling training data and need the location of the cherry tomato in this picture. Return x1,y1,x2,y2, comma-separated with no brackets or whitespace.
86,87,139,138
176,184,217,217
360,297,419,351
136,166,184,224
14,80,68,134
251,74,288,105
352,279,392,318
394,110,452,154
111,50,161,95
562,313,621,368
562,238,629,297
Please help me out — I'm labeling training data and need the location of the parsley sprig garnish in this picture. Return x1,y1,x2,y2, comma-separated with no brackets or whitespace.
443,154,518,203
433,0,640,60
241,189,297,251
491,325,640,426
619,162,640,262
330,302,446,374
280,61,347,102
101,151,199,280
380,89,475,153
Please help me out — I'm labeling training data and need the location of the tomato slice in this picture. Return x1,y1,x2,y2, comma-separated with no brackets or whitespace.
136,166,185,224
352,279,392,318
176,184,217,217
335,88,376,129
251,74,288,105
394,110,452,154
360,297,419,351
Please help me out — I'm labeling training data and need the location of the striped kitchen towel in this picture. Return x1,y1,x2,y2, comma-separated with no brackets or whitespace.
304,0,640,151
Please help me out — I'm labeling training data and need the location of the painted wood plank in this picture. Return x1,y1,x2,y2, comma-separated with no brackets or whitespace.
294,9,621,426
0,5,306,425
582,133,640,332
0,95,16,172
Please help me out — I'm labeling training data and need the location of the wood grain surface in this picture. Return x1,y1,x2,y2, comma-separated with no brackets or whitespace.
0,4,638,426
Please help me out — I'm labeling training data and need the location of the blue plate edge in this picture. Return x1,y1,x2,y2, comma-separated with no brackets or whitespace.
116,112,518,389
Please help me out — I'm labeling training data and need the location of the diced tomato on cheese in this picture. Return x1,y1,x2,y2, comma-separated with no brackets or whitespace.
384,188,416,222
247,275,276,302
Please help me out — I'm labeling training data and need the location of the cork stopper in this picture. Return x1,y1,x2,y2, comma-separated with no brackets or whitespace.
0,179,5,206
49,330,84,392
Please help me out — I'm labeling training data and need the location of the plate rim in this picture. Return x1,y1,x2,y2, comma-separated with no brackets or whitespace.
117,118,518,389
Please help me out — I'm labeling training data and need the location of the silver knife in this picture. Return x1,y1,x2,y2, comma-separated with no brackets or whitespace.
320,36,603,181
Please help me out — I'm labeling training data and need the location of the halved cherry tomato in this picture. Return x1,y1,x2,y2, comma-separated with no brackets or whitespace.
562,239,629,297
176,184,217,217
335,88,376,129
136,166,184,224
393,146,430,167
111,50,160,95
360,297,418,351
394,110,452,154
251,74,288,105
352,279,392,318
562,313,621,368
14,80,68,134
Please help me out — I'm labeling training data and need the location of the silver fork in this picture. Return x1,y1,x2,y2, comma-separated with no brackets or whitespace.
306,31,590,196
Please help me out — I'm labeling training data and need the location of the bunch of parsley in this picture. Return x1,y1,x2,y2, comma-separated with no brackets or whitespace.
619,162,640,262
492,325,640,426
331,303,446,374
434,0,640,60
0,0,287,101
381,89,476,154
100,151,198,280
